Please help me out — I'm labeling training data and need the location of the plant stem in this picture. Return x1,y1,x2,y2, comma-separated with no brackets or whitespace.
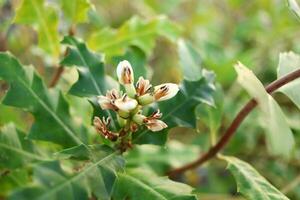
48,25,76,88
168,68,300,178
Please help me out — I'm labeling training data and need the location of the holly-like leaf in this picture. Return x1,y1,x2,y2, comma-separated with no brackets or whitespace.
9,146,125,200
88,16,181,57
219,155,289,200
61,36,119,130
60,0,92,24
178,39,202,81
0,123,47,169
235,62,295,158
0,52,85,147
196,84,224,137
14,0,60,58
277,51,300,109
133,70,215,145
113,168,197,200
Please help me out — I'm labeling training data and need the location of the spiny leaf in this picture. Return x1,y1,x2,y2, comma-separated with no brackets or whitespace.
9,146,125,200
133,70,215,145
61,36,119,130
235,62,295,158
0,52,85,147
0,123,47,169
88,16,181,57
277,51,300,109
178,39,202,81
60,0,92,24
14,0,60,58
113,168,197,200
219,155,289,200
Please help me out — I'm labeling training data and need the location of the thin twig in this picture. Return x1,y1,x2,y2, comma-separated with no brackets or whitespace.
281,174,300,194
168,68,300,178
48,25,75,88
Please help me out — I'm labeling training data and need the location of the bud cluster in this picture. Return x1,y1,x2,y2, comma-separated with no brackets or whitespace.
93,60,179,143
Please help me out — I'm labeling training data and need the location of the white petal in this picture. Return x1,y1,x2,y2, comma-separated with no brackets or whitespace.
98,96,112,110
115,98,138,111
153,83,179,101
146,119,168,132
116,60,134,84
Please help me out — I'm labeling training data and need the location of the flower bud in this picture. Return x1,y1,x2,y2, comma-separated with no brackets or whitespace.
153,83,179,101
116,60,134,85
137,93,155,105
132,113,147,125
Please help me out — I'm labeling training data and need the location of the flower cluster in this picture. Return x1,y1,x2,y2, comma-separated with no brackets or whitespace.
93,60,179,141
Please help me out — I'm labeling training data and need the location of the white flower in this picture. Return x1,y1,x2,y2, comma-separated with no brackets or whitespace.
153,83,179,101
97,89,119,110
145,119,168,132
143,110,167,132
116,60,134,85
93,117,118,141
114,94,138,112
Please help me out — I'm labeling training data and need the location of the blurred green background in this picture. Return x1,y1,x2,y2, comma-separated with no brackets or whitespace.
1,0,300,199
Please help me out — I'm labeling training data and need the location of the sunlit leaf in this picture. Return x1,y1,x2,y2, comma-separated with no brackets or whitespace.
287,0,300,19
219,155,289,200
178,39,202,81
14,0,60,58
60,0,92,24
113,168,197,200
0,52,85,147
88,16,181,57
235,62,295,158
277,51,300,109
9,145,124,200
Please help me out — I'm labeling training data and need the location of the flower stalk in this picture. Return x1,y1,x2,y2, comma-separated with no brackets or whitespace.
93,60,180,151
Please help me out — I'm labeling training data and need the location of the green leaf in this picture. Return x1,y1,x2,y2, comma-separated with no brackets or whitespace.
277,51,300,109
60,0,92,24
125,141,199,174
14,0,60,58
235,62,295,158
9,146,124,200
88,16,181,57
0,123,47,169
219,155,289,200
133,70,215,145
178,39,202,81
61,36,119,130
287,0,300,19
196,84,224,136
113,168,197,200
0,52,85,147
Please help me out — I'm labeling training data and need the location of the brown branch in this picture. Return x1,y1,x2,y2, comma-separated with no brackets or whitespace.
168,68,300,178
48,25,75,88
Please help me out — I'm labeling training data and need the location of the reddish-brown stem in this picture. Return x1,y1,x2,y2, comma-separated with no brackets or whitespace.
48,25,75,88
168,68,300,178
